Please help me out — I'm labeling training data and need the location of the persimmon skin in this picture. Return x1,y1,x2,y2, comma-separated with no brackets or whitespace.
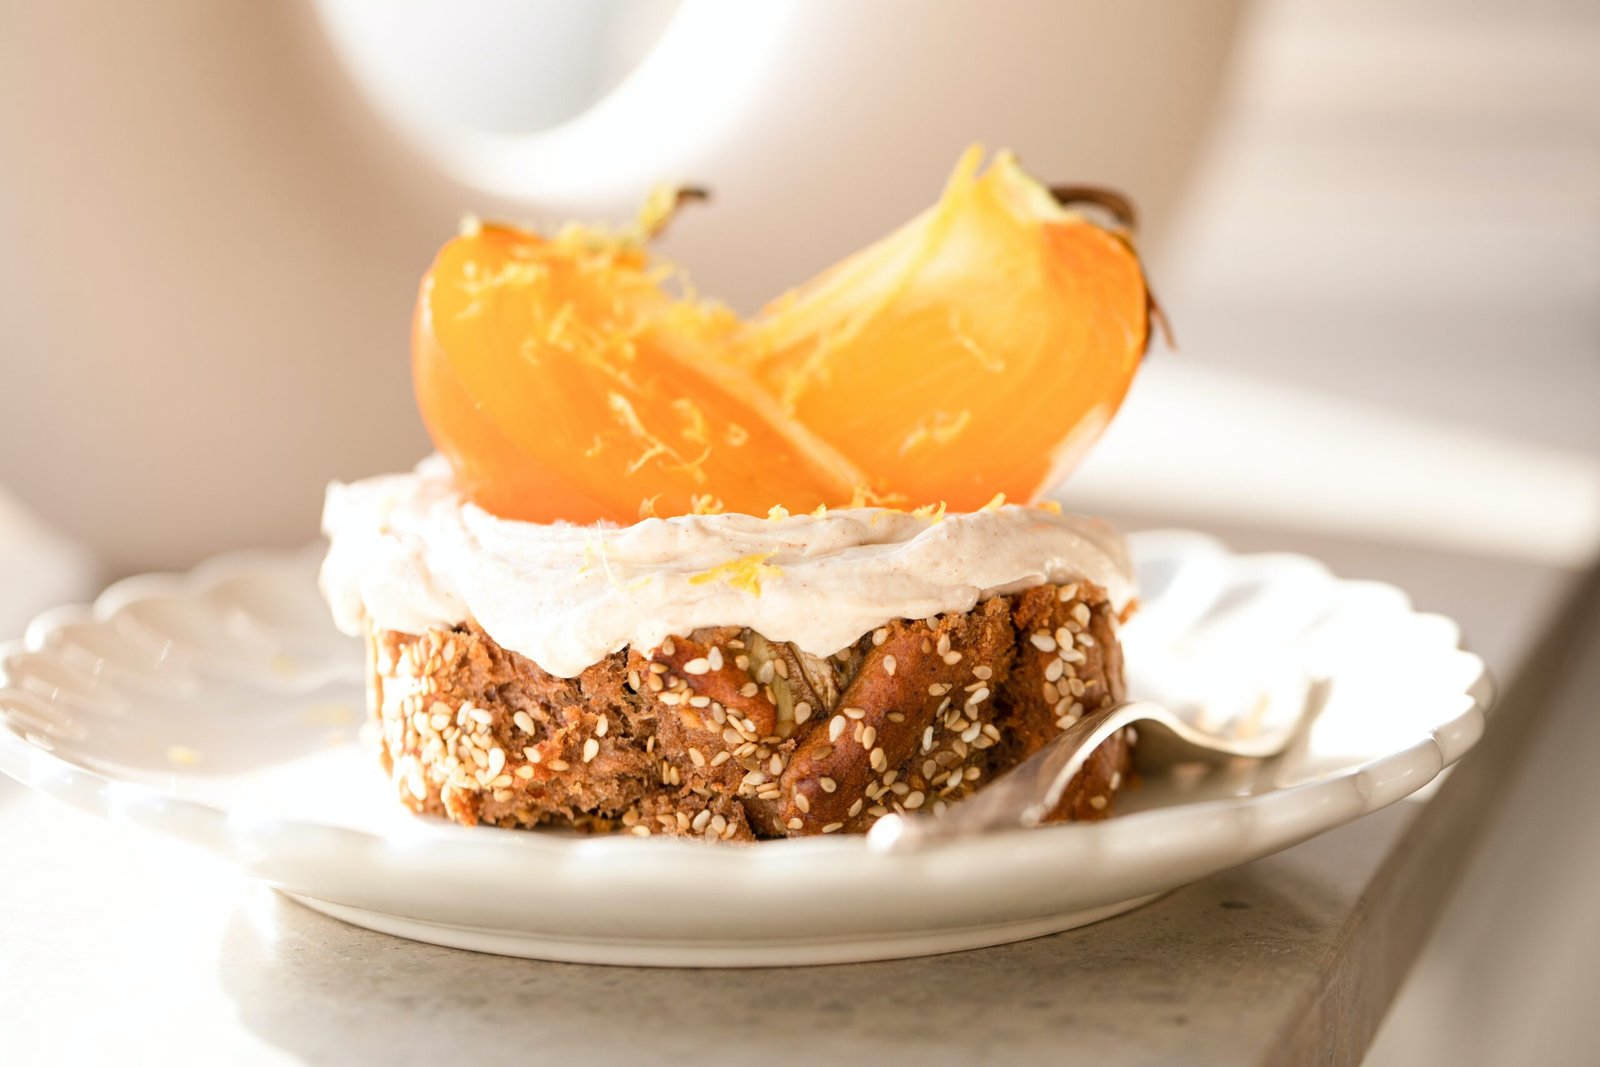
744,149,1150,512
413,224,862,524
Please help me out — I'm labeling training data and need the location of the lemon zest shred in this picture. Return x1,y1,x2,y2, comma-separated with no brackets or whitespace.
689,552,782,597
688,494,725,516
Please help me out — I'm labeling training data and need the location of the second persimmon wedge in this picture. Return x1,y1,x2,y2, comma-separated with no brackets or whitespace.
744,148,1151,511
415,222,863,524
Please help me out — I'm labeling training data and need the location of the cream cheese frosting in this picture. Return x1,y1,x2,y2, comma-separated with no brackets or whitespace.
320,456,1135,678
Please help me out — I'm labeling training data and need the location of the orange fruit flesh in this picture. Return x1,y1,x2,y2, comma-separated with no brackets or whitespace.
743,148,1149,512
413,148,1151,524
415,223,863,524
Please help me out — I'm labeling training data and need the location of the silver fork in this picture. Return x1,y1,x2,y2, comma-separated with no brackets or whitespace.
867,679,1331,853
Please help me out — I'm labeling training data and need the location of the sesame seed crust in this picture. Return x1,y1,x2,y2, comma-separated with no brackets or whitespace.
368,578,1131,841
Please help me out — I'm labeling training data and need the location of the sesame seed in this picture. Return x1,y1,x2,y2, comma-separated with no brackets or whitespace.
512,710,536,735
658,692,682,706
794,792,811,813
689,747,706,767
707,647,724,671
1060,646,1087,665
943,651,963,665
882,769,899,786
1071,603,1093,627
596,714,610,737
756,661,775,684
861,725,877,749
631,824,652,837
883,654,897,676
1089,795,1108,810
794,701,813,724
683,657,711,675
872,628,889,646
581,738,600,763
773,659,789,679
822,822,844,834
870,747,888,771
812,744,835,759
1045,658,1064,682
490,774,513,790
1068,677,1087,697
742,770,766,786
1058,583,1079,601
922,726,935,753
787,817,805,831
740,681,759,697
769,754,784,775
848,798,864,818
649,661,670,674
936,634,953,657
819,777,837,793
688,695,712,708
842,706,866,720
711,814,728,833
486,747,506,777
524,747,542,763
692,809,712,832
1055,626,1073,648
547,759,570,772
904,790,926,809
928,683,951,697
1030,632,1057,653
710,751,731,767
1077,632,1096,648
515,764,535,779
660,638,675,656
967,686,991,705
972,665,993,680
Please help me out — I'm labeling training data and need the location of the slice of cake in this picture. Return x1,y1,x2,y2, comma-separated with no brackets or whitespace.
322,461,1134,840
321,146,1153,841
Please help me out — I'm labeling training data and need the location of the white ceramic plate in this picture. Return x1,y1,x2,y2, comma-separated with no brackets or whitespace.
0,532,1492,966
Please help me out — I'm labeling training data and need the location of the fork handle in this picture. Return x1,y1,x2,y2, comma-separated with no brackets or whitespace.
868,701,1149,852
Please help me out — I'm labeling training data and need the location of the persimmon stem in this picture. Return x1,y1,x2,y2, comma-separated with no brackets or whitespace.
1048,185,1138,234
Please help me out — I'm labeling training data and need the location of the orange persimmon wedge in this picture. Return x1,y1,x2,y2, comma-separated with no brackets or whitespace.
743,147,1150,511
414,221,863,524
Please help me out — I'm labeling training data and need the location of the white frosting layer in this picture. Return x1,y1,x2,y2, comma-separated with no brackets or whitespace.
320,457,1135,678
